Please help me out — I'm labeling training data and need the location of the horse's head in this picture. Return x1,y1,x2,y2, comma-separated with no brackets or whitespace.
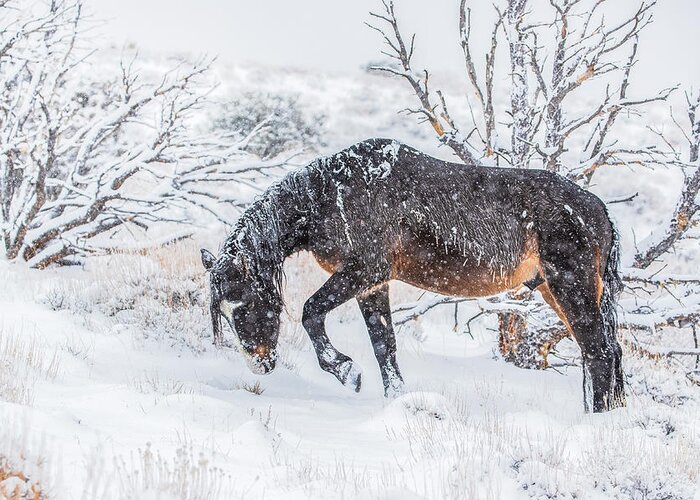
201,248,281,374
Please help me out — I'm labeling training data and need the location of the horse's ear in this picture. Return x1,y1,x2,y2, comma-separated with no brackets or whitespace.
200,249,216,271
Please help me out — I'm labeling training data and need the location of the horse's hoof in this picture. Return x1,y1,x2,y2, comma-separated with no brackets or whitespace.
338,360,362,393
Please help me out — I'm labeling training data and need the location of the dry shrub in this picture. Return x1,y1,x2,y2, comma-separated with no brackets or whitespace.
0,456,45,500
0,420,53,500
42,240,211,353
0,327,60,405
236,380,265,396
115,443,234,500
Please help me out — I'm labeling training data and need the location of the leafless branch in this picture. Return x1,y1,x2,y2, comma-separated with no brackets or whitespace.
0,1,295,267
633,91,700,268
367,0,480,164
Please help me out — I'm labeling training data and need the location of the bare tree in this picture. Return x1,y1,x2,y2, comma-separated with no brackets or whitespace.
530,1,672,176
366,1,481,164
369,0,679,369
618,91,700,381
504,0,531,168
634,91,700,268
0,0,292,268
368,0,670,175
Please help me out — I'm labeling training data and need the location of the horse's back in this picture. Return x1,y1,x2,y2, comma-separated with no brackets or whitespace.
307,139,613,297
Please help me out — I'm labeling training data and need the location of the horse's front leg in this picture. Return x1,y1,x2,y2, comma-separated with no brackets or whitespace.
357,284,404,398
302,263,379,392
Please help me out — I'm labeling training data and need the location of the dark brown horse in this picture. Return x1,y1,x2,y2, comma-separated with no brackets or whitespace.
201,138,624,412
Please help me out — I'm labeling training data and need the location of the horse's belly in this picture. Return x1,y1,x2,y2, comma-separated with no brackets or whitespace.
391,240,540,298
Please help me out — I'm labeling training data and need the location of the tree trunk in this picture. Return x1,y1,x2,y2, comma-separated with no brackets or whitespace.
506,0,530,169
497,306,569,369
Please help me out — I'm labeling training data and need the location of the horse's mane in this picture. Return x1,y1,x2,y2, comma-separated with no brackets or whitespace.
217,166,319,299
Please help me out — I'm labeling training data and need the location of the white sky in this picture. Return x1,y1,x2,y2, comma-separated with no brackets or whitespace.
87,0,700,93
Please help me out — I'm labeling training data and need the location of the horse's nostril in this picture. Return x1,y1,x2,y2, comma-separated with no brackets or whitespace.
254,345,269,357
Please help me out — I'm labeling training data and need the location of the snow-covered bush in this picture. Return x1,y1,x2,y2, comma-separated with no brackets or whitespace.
0,1,194,266
0,0,298,268
212,92,324,159
42,241,211,352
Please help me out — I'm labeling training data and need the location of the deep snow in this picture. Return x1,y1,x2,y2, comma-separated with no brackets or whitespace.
1,244,699,499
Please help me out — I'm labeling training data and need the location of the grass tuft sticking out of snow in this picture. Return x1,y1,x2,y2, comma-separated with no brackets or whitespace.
0,326,60,406
114,443,235,500
0,419,54,500
41,242,323,363
271,374,699,499
236,380,265,396
129,370,196,403
577,425,700,500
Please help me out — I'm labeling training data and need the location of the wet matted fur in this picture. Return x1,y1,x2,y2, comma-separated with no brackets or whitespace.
201,138,624,412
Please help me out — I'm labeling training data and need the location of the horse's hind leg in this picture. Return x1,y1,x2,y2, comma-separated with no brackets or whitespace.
357,284,404,397
302,262,385,392
540,259,623,412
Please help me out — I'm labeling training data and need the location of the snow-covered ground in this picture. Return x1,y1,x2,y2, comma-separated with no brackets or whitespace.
1,62,699,499
0,243,700,499
2,241,699,499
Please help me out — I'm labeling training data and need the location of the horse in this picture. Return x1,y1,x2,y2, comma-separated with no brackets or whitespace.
200,138,625,413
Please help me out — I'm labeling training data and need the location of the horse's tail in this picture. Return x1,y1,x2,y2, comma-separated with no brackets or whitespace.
600,216,625,407
600,218,622,334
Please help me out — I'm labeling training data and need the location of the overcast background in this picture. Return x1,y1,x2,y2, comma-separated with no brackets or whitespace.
88,1,699,97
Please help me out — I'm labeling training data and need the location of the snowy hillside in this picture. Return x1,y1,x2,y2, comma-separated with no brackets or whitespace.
0,49,699,500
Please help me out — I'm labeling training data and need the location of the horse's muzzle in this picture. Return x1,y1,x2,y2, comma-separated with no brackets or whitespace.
245,348,277,375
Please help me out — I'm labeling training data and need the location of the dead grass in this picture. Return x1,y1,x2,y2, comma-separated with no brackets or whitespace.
0,456,45,500
0,327,60,405
42,240,212,353
237,380,265,396
129,370,195,405
114,443,235,500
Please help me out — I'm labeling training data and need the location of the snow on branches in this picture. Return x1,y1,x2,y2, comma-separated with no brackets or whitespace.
0,0,296,268
368,0,673,177
634,90,700,268
618,90,700,370
369,0,698,371
366,0,482,165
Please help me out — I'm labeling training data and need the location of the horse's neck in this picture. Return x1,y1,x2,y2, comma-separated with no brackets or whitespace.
236,184,309,265
274,187,311,259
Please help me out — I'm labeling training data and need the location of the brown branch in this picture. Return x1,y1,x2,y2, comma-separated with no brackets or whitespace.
633,91,700,268
367,0,479,164
458,2,503,156
22,194,119,263
7,99,54,259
